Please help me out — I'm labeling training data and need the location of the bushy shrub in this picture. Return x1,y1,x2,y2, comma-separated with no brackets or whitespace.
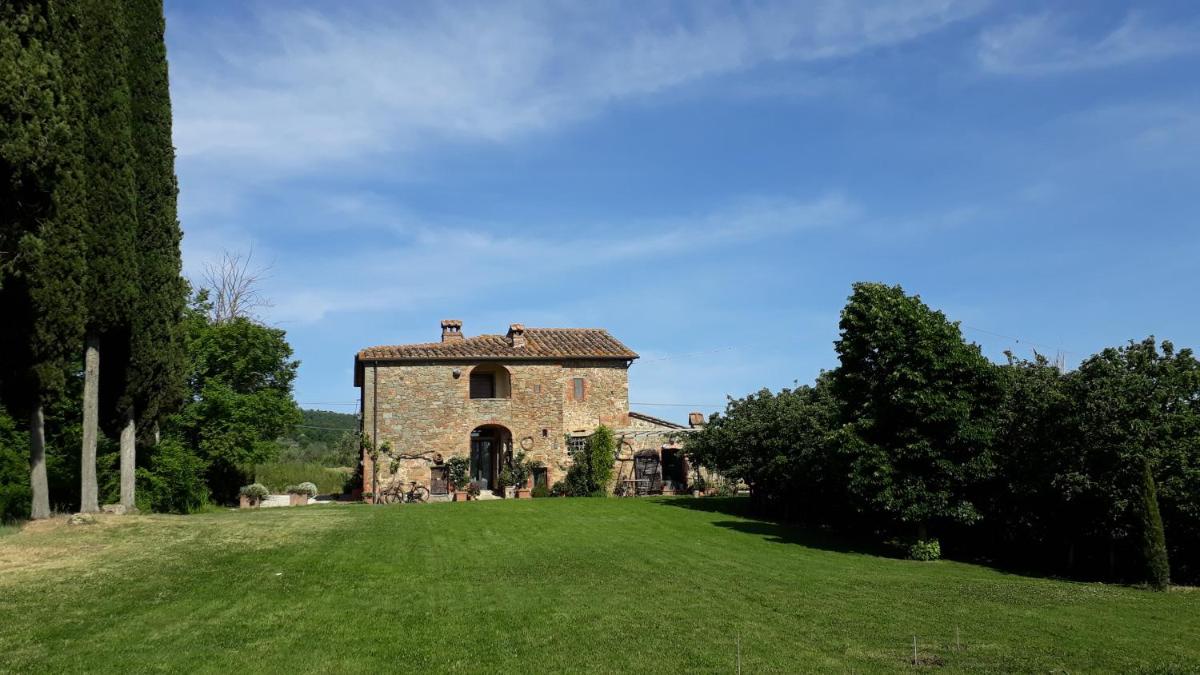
254,462,347,494
531,484,550,498
561,426,617,496
138,440,210,514
550,480,568,497
466,481,482,497
0,407,31,522
239,483,269,500
446,456,469,490
714,477,738,497
286,481,318,496
909,539,941,561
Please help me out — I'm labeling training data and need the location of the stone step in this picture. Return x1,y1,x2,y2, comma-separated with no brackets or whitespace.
474,490,500,500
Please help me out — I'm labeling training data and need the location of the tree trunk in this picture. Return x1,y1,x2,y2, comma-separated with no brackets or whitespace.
119,407,136,510
30,403,51,520
80,333,100,513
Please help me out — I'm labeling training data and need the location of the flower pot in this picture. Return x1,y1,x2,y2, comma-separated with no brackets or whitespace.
503,486,517,499
692,490,703,498
453,491,470,502
289,493,309,506
516,489,532,499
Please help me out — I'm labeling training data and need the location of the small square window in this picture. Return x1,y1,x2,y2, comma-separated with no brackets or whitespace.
573,377,585,401
533,384,542,394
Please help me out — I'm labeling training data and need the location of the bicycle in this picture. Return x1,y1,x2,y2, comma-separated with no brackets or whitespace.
376,480,431,504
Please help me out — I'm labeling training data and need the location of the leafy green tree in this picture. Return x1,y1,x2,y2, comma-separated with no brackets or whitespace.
164,292,302,503
1062,338,1200,582
832,282,1001,541
981,353,1074,565
76,0,139,513
685,375,841,522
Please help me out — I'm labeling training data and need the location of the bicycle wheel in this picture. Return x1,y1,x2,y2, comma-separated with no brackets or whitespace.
378,490,397,505
411,485,431,503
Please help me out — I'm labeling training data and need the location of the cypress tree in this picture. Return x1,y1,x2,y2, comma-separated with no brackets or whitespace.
0,0,88,519
120,0,187,509
1139,459,1170,591
76,0,139,513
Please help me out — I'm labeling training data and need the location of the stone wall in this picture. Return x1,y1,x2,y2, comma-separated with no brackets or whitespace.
360,359,632,492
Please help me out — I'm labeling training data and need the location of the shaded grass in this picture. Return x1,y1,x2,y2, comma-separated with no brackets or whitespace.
253,462,351,494
1,497,1197,672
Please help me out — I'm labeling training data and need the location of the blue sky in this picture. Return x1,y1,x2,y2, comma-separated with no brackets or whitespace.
164,0,1200,422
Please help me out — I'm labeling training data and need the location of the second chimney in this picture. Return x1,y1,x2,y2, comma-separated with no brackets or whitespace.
688,411,706,428
507,323,526,348
441,319,464,342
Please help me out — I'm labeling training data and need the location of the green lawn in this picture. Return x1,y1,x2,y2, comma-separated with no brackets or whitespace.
1,498,1197,673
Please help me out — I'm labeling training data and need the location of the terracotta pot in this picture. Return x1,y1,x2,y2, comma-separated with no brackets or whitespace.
289,493,309,506
453,491,470,502
516,489,532,499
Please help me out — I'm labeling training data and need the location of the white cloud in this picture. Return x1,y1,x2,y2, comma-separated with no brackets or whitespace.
168,0,986,211
978,12,1200,76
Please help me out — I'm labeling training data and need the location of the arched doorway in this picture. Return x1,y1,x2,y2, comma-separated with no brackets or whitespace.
469,424,512,491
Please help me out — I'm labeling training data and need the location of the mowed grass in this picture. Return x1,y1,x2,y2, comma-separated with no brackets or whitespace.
1,498,1197,673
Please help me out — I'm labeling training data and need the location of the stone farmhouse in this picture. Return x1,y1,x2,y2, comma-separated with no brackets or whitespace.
354,320,703,498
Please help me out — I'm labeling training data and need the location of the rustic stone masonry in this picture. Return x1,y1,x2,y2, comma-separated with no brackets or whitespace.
356,321,656,494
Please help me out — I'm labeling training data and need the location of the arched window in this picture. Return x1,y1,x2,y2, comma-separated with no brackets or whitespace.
469,363,511,399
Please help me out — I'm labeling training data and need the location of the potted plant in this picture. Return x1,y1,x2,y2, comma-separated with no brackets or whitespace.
239,483,268,508
286,482,318,506
446,456,470,502
498,465,516,499
466,480,482,500
516,459,539,499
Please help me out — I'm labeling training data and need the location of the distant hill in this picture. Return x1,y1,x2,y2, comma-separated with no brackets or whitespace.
276,409,359,466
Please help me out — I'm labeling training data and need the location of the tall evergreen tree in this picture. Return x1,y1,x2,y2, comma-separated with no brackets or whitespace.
76,0,139,512
118,0,187,510
0,0,88,519
1139,459,1170,590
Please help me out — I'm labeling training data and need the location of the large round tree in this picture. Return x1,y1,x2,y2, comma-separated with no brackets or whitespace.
832,282,1002,546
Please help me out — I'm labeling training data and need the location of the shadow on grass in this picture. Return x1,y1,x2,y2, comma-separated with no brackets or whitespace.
655,496,900,559
655,496,1147,586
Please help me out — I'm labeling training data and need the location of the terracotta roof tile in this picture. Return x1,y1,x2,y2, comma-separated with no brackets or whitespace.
357,328,638,362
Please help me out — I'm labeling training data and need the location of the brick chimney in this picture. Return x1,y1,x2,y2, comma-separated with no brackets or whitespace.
688,411,706,428
507,323,526,348
441,319,463,342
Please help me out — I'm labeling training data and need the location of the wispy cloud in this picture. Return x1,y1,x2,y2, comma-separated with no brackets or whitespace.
251,192,860,324
169,0,986,212
978,12,1200,76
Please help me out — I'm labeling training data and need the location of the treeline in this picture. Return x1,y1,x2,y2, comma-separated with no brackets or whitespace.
0,2,302,519
686,283,1199,588
275,410,359,467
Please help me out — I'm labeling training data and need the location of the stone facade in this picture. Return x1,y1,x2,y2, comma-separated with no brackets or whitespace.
360,358,632,492
355,321,703,497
